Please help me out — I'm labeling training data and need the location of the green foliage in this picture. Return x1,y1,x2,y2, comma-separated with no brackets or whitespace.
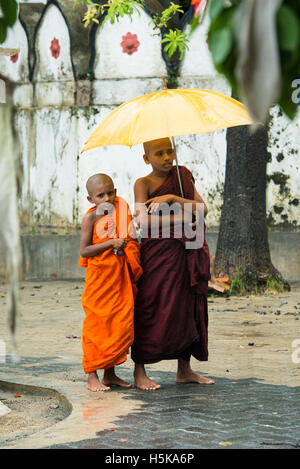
153,2,184,29
229,269,287,296
161,29,189,60
100,0,145,25
0,0,18,43
207,0,300,120
208,0,225,21
276,1,300,118
229,268,246,295
73,0,145,27
208,5,238,93
277,4,300,51
209,26,232,64
265,276,285,293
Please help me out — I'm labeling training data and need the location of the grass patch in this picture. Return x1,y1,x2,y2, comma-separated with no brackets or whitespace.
228,270,286,296
229,268,246,296
263,276,285,294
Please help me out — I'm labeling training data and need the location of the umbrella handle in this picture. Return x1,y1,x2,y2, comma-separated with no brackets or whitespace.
171,136,184,198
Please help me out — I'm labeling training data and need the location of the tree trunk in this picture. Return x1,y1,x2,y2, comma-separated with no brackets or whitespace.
214,123,290,292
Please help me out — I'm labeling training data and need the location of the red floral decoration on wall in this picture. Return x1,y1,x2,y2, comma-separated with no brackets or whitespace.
120,32,140,55
10,53,19,63
50,37,61,59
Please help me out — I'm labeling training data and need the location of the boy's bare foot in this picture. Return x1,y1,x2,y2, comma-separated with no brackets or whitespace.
176,359,214,385
87,371,110,391
176,370,215,385
134,364,161,391
102,368,132,388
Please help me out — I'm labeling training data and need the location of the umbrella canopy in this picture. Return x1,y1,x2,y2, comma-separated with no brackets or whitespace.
83,88,252,151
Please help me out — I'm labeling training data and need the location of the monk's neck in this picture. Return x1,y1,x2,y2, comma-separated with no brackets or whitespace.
150,168,171,181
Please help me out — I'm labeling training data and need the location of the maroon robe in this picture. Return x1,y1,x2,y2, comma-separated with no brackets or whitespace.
131,166,210,364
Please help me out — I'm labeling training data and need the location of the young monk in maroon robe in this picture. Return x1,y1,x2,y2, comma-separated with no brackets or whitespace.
132,138,214,390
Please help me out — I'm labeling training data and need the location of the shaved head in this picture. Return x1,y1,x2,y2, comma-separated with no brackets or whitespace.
86,173,114,196
143,137,172,155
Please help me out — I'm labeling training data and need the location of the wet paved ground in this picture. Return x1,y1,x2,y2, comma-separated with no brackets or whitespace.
1,281,300,449
46,370,300,450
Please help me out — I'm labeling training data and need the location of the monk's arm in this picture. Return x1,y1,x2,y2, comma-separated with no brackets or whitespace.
80,213,121,257
134,178,182,229
173,182,208,217
146,182,208,217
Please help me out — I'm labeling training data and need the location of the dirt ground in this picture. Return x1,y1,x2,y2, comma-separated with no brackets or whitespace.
0,390,68,445
0,280,299,445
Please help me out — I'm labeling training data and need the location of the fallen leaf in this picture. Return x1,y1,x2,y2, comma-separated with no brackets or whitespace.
212,277,230,283
14,394,22,398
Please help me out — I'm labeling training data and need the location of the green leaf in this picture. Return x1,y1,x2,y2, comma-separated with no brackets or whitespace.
209,0,226,21
0,18,7,44
168,42,177,57
0,0,18,27
277,5,300,51
209,27,233,65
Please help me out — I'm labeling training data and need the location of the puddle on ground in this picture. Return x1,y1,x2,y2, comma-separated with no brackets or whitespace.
45,371,300,450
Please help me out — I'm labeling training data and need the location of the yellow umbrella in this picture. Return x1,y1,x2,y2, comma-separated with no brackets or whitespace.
83,88,252,195
83,88,252,150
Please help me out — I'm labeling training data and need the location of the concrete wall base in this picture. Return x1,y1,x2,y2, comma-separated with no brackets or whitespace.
0,232,299,282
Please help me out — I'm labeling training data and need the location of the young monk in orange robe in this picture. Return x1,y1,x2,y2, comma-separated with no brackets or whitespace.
79,174,142,391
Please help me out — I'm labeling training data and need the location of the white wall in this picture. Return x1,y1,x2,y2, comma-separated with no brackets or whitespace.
1,6,299,231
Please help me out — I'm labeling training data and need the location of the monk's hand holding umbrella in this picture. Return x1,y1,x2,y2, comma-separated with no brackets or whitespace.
146,194,174,213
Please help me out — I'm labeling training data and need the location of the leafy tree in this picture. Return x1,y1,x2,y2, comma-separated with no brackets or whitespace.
208,0,300,120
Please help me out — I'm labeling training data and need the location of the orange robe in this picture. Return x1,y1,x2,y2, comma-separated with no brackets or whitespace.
79,196,142,373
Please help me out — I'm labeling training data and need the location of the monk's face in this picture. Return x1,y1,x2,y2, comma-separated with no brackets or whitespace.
143,138,175,173
87,180,116,210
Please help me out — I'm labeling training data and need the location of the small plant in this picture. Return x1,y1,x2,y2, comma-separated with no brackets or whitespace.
264,276,285,293
100,0,145,25
161,29,189,60
153,2,184,29
73,0,145,27
229,268,246,295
